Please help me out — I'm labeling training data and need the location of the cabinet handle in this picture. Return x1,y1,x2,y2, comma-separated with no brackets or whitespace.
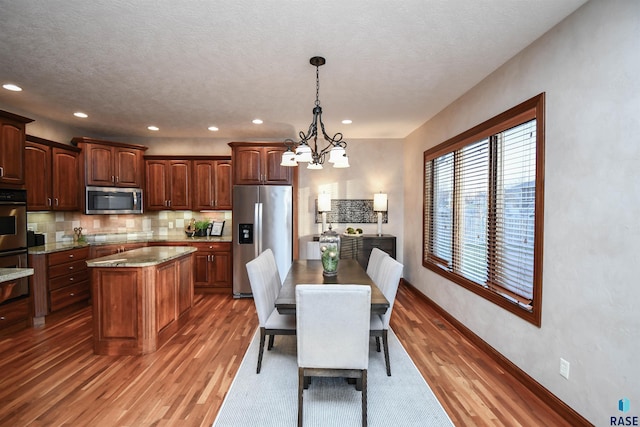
115,176,119,183
55,198,59,206
112,175,115,183
69,277,74,281
69,266,74,270
47,198,52,206
0,316,5,320
0,166,3,177
70,293,75,296
168,200,171,207
69,254,74,258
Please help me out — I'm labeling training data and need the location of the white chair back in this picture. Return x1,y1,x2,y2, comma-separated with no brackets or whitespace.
376,256,403,328
246,248,281,326
366,247,389,283
296,284,371,370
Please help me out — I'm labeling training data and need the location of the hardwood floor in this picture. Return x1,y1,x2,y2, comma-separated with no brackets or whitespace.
0,285,572,426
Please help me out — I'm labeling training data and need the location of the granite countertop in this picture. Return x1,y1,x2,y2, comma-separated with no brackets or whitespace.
28,235,232,255
86,246,197,268
0,268,34,284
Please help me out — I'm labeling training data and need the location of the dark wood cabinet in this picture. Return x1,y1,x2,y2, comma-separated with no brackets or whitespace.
191,242,232,292
0,297,30,334
340,234,397,270
229,142,293,185
145,158,191,210
71,137,147,188
30,247,91,322
25,135,81,211
192,158,232,210
90,242,146,259
0,110,33,187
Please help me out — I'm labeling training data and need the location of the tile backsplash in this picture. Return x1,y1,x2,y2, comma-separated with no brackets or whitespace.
27,210,233,243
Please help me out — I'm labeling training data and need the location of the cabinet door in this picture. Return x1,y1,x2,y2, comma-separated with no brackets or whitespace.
85,144,115,186
145,160,169,210
168,160,191,210
233,148,262,184
214,160,232,209
193,250,213,287
177,255,193,316
25,142,52,210
0,120,26,185
52,148,80,211
263,147,292,184
192,160,215,210
115,147,142,187
211,250,232,288
156,261,177,332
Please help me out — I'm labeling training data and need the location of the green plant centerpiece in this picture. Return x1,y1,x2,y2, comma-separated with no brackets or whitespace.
194,220,210,237
319,225,341,276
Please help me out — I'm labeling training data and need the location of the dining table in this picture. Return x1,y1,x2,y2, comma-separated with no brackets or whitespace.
275,259,389,315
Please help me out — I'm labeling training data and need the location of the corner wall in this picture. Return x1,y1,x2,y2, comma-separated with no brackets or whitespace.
402,1,640,424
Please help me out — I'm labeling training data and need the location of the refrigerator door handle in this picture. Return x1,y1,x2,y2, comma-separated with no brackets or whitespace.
254,202,263,258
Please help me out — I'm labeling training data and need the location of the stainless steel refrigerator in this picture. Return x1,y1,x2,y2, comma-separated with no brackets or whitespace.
232,185,293,297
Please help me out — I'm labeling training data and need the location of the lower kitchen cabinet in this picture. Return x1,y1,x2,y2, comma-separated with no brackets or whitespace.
90,242,146,259
191,242,232,292
0,296,30,335
29,246,91,323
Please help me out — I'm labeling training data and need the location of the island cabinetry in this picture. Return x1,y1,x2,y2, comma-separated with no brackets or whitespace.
145,158,191,210
88,246,195,355
0,110,34,187
25,135,81,211
29,246,90,323
192,158,232,210
229,142,293,185
0,298,30,334
191,242,232,292
71,137,147,188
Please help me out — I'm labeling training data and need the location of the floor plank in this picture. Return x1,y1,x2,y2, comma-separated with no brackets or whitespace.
0,285,572,426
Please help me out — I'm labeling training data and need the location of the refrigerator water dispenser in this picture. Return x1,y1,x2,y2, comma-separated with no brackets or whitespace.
239,224,253,244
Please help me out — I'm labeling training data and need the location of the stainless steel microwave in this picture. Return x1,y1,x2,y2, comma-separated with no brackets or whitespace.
85,186,143,215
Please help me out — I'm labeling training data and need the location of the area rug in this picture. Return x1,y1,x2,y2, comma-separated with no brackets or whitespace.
213,328,454,427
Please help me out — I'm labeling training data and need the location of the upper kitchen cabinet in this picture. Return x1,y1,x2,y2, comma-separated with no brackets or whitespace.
228,142,294,185
144,157,191,211
25,135,81,211
0,110,34,187
71,137,147,188
192,158,232,210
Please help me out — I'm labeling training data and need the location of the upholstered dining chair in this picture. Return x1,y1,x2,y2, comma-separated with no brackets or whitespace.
246,248,296,374
369,256,403,376
296,284,371,427
366,247,389,283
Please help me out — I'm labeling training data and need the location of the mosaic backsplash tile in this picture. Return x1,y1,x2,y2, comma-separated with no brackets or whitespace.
315,199,388,224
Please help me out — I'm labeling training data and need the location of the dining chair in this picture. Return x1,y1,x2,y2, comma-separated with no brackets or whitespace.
369,256,403,376
246,248,296,374
366,247,389,283
296,284,371,427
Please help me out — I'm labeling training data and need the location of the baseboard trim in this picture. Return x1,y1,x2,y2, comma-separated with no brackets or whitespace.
400,279,592,427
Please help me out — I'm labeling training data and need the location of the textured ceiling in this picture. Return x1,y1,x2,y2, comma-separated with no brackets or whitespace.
0,0,586,141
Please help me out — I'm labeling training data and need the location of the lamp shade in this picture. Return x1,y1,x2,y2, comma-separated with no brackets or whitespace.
373,193,388,212
318,194,332,212
280,150,298,166
295,144,313,162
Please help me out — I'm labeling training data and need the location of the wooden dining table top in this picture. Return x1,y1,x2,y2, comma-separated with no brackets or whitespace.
275,259,389,315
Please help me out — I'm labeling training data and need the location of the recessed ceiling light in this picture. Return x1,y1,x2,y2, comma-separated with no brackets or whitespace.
147,126,159,131
2,83,22,92
208,126,219,131
342,119,353,124
74,112,88,118
252,119,263,125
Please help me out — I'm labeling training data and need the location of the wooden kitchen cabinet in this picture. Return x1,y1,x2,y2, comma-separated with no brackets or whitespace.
72,137,147,188
144,158,191,210
90,242,146,259
25,135,81,211
229,142,293,185
192,158,232,210
29,246,91,322
191,241,232,292
0,110,33,187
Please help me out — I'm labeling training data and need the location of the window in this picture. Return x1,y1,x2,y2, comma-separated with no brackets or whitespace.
423,93,545,326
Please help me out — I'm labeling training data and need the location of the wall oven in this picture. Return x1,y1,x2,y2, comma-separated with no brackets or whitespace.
0,189,29,304
85,186,143,215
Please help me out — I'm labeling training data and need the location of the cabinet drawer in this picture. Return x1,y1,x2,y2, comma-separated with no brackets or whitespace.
49,281,89,312
49,270,89,290
49,259,88,279
48,247,89,266
0,298,30,328
191,242,231,251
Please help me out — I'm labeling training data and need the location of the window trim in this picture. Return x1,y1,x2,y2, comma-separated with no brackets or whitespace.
423,93,545,326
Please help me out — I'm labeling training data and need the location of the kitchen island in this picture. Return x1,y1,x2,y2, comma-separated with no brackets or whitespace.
87,246,197,356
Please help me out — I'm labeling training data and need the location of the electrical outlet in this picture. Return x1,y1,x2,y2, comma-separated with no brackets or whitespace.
560,358,570,380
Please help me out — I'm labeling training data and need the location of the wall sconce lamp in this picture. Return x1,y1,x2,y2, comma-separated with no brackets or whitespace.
317,193,332,233
373,192,388,236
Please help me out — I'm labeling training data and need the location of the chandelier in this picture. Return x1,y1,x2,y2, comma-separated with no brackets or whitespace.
281,56,350,169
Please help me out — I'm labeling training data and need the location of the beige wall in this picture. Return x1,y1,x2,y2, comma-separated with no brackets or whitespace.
403,1,640,424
